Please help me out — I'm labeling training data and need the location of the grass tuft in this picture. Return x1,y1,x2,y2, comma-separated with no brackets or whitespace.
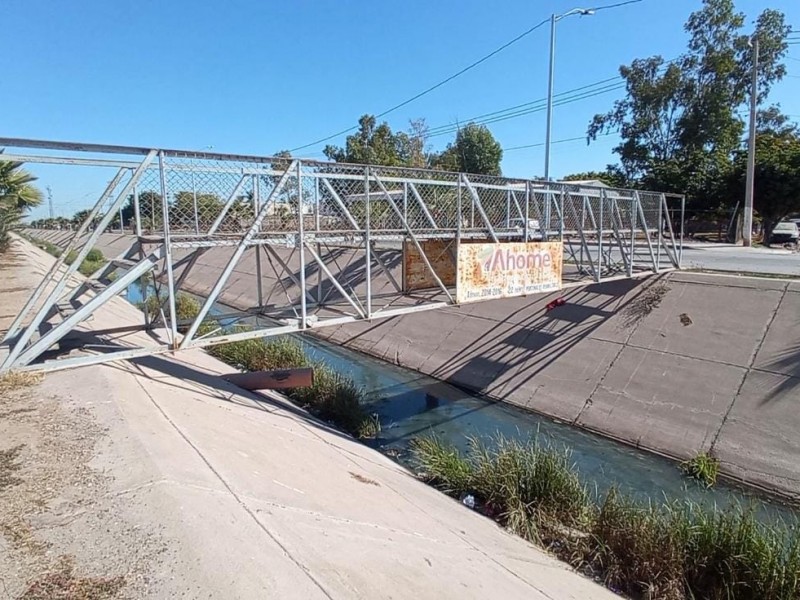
411,433,800,600
681,451,720,487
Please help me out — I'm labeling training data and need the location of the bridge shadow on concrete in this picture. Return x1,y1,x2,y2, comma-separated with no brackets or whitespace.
430,278,650,407
38,331,364,448
761,342,800,404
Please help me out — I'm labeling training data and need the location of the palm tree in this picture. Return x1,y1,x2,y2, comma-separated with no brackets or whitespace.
0,157,44,251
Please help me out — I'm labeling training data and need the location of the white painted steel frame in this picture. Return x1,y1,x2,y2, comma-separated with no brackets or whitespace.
0,137,684,373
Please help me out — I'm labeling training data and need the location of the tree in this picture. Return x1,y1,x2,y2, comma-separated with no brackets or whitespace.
0,158,44,251
172,192,224,230
561,170,627,187
588,0,791,202
324,115,408,166
432,123,503,176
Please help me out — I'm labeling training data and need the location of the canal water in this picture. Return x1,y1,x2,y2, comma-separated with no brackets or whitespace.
125,281,797,523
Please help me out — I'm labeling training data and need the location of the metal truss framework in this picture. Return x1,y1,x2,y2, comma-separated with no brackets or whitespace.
0,138,684,372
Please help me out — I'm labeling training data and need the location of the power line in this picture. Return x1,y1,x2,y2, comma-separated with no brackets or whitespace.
426,77,621,135
290,0,646,153
503,131,617,152
425,56,681,138
428,83,625,138
289,17,550,152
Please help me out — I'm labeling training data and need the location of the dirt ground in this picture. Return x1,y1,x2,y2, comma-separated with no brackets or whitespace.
0,242,164,599
0,370,167,600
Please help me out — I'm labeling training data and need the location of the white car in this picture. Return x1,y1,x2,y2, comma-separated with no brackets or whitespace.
508,218,544,241
770,221,799,245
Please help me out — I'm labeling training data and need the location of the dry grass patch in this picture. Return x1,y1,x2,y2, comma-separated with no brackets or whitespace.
18,555,125,600
0,371,42,393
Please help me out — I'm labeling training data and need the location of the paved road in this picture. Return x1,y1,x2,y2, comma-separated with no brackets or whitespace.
681,244,799,277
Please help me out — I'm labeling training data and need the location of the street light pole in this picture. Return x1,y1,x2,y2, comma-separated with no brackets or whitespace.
544,8,594,181
544,13,557,181
743,35,759,247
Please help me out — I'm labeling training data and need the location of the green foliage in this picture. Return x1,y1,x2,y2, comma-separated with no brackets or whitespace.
561,170,628,188
0,159,44,252
432,123,503,176
682,452,721,486
588,0,792,200
411,434,800,600
138,292,213,334
85,248,104,262
324,114,421,167
410,436,473,496
208,335,378,438
63,248,105,276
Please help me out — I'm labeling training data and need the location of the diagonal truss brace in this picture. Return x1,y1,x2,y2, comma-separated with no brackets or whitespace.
179,161,298,348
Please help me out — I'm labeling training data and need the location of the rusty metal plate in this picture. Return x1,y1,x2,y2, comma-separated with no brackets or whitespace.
403,240,456,291
224,367,314,390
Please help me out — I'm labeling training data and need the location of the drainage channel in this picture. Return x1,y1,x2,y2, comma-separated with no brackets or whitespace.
124,281,797,525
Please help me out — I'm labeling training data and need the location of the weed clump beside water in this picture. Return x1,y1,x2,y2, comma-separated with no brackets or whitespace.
682,451,720,487
411,434,800,600
207,335,378,439
65,248,106,277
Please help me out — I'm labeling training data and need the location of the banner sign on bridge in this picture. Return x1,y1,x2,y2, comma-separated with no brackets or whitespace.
456,242,563,303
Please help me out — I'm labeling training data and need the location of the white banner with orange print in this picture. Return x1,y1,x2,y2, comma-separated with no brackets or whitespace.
456,242,563,304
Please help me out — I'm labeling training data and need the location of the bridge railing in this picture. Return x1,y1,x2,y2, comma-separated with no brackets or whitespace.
0,138,684,373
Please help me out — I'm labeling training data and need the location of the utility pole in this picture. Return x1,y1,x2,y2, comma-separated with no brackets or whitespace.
743,35,758,247
544,14,557,181
544,8,594,181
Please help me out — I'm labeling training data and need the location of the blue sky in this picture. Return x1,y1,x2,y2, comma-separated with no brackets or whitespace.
4,0,799,219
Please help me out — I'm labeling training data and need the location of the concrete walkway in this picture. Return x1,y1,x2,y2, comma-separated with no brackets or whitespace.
0,238,616,598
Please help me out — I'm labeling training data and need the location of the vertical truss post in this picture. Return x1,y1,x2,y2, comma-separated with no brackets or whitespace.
133,178,142,237
597,190,604,282
364,166,372,319
679,195,685,267
253,175,263,308
544,189,552,240
656,194,663,271
403,182,408,223
608,195,631,275
158,151,179,347
297,161,308,328
456,176,462,295
628,196,637,277
191,170,200,235
524,182,531,242
314,176,321,233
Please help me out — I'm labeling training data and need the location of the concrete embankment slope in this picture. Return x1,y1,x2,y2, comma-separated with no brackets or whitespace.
29,230,800,498
1,237,616,599
317,272,800,498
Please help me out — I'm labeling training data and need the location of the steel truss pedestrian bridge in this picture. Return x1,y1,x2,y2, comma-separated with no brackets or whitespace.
0,138,684,373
